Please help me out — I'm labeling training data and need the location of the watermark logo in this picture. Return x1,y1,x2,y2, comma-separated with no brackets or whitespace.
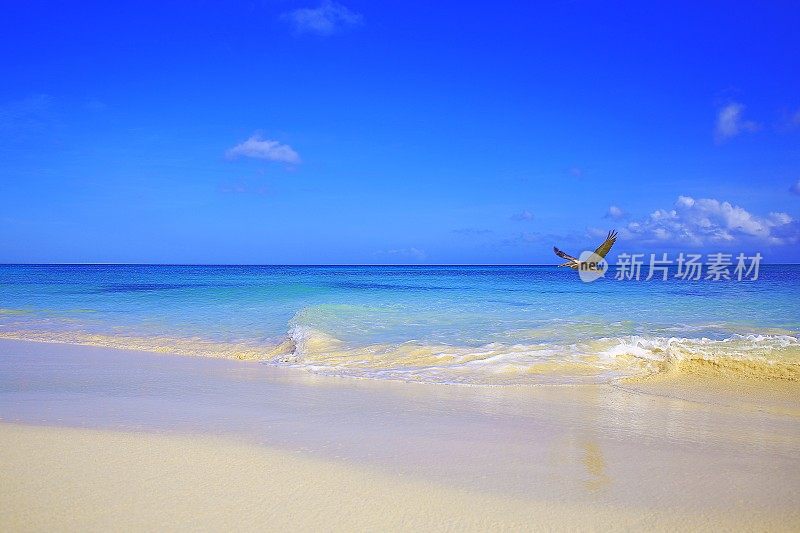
614,252,762,282
553,230,762,282
577,250,608,283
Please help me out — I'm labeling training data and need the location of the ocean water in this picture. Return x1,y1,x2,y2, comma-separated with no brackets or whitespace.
1,265,798,385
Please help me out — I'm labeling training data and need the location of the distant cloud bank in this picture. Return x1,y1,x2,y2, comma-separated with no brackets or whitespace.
282,1,363,36
615,195,797,247
226,134,300,164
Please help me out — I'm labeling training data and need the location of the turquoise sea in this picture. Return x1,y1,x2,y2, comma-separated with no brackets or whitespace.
1,265,798,385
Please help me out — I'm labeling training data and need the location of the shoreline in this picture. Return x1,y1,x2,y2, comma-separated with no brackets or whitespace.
2,329,798,386
1,339,799,530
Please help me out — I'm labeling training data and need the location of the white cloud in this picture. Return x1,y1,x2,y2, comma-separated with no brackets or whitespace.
790,179,800,196
510,210,534,221
619,195,798,247
605,205,626,220
715,102,758,142
282,1,363,36
226,134,300,164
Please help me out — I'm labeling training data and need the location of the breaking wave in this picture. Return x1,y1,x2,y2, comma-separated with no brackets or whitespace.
269,325,800,385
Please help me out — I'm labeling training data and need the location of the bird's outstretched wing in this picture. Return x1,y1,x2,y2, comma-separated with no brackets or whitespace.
592,230,618,258
553,246,578,262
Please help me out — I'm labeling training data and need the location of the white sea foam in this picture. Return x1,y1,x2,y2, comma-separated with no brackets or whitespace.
270,324,800,385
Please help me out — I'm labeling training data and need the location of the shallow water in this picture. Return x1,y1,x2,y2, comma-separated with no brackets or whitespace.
1,265,798,384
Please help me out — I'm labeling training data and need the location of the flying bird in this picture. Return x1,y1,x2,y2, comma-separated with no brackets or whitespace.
553,230,618,269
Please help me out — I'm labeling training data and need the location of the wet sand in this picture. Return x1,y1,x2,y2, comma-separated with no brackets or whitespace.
1,339,799,531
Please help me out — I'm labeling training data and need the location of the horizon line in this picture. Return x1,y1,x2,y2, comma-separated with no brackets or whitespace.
1,262,798,267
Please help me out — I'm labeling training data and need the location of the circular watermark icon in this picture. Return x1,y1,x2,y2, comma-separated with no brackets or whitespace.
577,250,609,283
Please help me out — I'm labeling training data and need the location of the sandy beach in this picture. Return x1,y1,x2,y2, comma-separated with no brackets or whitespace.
3,422,796,533
1,339,799,531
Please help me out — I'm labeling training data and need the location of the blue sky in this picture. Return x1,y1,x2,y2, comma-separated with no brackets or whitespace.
2,1,799,264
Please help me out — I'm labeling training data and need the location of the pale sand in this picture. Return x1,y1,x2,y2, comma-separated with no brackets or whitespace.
0,423,793,532
1,340,800,531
